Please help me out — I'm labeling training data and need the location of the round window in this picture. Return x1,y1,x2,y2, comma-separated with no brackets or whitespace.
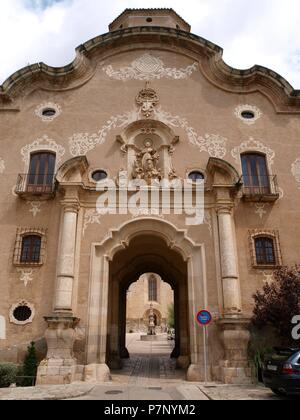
146,17,153,23
92,170,108,182
188,171,205,182
13,306,32,322
241,110,255,120
42,108,56,117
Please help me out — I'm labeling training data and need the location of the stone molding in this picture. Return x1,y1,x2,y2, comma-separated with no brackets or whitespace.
248,229,282,268
231,137,275,171
13,227,47,267
234,104,262,125
21,135,65,173
35,102,62,122
1,27,300,111
9,301,35,326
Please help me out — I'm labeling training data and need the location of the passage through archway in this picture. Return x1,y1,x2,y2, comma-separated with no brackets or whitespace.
107,235,191,373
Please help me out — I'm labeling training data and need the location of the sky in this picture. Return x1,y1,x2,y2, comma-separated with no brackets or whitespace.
0,0,300,88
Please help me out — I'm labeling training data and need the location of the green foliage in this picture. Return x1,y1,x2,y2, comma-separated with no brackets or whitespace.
167,304,175,329
22,342,38,387
252,265,300,344
248,325,279,382
0,363,19,388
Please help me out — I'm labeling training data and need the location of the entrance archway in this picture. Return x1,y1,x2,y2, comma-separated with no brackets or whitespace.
108,237,189,370
86,218,207,382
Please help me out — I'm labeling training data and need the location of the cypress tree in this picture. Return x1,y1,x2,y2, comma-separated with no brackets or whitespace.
23,342,38,387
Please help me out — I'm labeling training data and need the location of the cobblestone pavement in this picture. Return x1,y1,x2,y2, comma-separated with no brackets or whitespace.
0,334,292,400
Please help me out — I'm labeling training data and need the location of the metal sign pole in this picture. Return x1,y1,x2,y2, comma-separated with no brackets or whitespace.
203,325,208,385
197,310,211,386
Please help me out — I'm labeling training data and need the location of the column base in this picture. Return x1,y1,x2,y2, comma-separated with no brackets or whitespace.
187,364,203,382
37,313,80,385
84,364,111,383
217,316,252,385
37,359,80,385
219,362,253,385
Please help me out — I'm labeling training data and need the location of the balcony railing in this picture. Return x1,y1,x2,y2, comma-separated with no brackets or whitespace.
241,175,279,202
16,174,56,197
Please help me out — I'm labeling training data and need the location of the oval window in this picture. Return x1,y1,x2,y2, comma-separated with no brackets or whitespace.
146,17,153,23
13,306,32,322
188,171,205,182
241,110,255,120
92,170,108,182
42,108,56,117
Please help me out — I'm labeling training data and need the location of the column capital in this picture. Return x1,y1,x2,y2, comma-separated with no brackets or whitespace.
61,198,80,213
216,204,234,215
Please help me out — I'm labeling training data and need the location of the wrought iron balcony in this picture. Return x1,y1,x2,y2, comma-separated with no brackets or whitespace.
16,174,56,198
241,175,279,202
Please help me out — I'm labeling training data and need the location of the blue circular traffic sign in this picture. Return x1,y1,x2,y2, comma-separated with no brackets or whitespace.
197,310,212,326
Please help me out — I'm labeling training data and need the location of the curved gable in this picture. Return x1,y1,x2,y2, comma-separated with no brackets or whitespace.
1,26,299,112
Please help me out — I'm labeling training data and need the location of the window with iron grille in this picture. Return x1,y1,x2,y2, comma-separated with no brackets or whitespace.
249,230,282,268
148,275,158,302
255,237,276,265
14,228,47,266
21,235,41,263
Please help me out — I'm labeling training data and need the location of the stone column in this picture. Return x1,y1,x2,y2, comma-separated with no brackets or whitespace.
37,192,82,385
54,198,80,313
217,205,241,314
119,286,130,359
108,279,122,369
85,250,111,383
216,203,251,384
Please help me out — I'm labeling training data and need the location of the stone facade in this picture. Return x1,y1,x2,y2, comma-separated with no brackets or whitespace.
0,8,300,385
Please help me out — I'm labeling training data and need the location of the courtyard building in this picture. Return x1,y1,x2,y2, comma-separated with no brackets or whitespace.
0,8,300,385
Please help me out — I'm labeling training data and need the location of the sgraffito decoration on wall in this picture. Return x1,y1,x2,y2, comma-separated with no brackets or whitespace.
35,102,62,122
0,158,5,174
28,202,44,217
204,211,213,237
234,105,262,125
69,107,227,159
17,269,35,287
83,209,102,236
253,203,268,219
103,53,198,81
292,159,300,188
260,271,275,284
231,137,275,168
21,135,65,171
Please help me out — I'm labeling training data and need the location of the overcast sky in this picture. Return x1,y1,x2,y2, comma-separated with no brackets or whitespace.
1,0,300,88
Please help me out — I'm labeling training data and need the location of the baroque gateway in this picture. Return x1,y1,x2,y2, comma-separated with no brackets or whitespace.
0,8,299,386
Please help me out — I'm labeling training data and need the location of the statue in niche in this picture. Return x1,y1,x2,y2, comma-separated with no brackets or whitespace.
132,139,162,184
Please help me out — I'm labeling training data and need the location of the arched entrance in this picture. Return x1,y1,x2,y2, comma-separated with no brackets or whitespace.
107,235,189,370
85,218,207,382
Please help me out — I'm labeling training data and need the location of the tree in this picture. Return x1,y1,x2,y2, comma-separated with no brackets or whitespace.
167,304,175,329
22,342,38,387
252,266,300,344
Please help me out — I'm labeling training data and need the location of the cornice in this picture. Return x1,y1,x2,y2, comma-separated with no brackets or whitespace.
1,26,299,112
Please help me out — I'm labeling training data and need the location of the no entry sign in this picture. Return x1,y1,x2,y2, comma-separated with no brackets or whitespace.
197,310,212,326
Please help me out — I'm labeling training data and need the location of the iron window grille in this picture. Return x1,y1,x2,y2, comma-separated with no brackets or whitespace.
13,227,47,266
249,229,282,268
